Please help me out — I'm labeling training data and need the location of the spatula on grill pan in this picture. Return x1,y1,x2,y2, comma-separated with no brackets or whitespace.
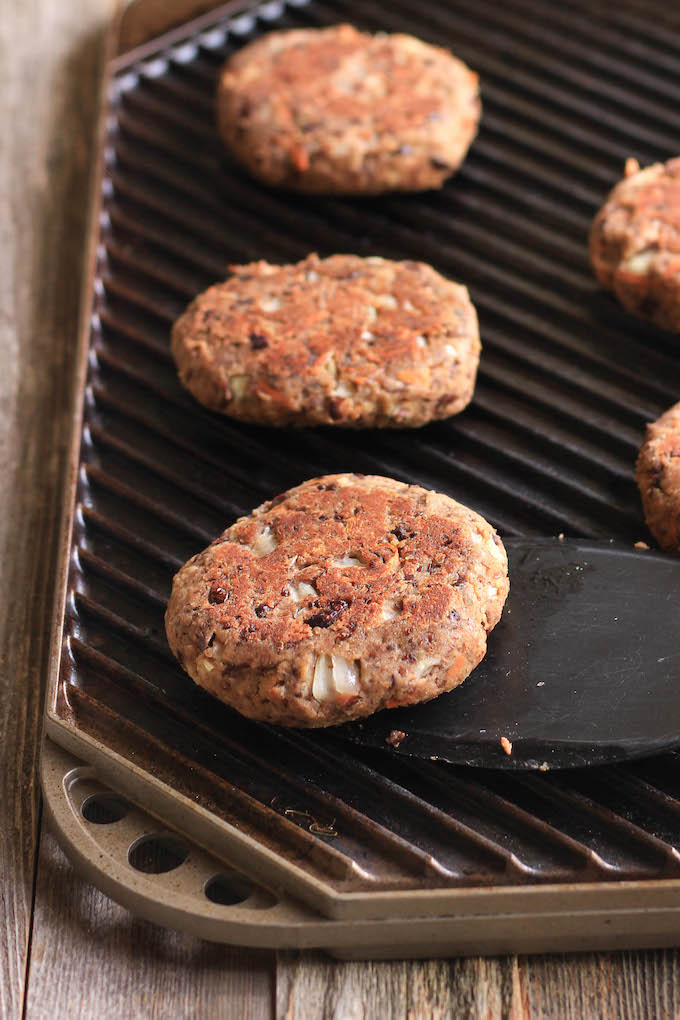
331,537,680,770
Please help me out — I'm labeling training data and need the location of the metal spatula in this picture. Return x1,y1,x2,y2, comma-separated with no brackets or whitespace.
333,538,680,770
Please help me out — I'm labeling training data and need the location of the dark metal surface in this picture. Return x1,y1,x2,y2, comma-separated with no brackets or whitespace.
343,538,680,769
55,0,680,899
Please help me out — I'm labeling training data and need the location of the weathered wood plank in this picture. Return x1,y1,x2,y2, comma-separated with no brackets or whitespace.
0,1,114,1016
517,950,680,1020
24,830,273,1020
275,951,524,1020
277,947,680,1019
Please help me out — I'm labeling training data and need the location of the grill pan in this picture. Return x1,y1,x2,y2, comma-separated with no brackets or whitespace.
42,0,680,956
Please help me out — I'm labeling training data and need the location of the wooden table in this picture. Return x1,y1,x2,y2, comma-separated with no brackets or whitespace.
3,1,680,1015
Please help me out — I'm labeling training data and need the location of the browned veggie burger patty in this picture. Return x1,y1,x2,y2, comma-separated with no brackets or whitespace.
171,254,480,428
165,474,509,728
217,24,480,194
590,157,680,331
636,401,680,553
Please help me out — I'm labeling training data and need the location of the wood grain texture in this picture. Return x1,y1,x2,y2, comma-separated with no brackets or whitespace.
517,951,680,1020
0,0,113,1016
276,951,525,1020
24,830,273,1020
277,950,680,1020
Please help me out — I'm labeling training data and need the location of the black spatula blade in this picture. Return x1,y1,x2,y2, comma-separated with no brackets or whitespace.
333,539,680,770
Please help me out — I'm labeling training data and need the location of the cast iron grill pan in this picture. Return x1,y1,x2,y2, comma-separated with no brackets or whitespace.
57,0,680,896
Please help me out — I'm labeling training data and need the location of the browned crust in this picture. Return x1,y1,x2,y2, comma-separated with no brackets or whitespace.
217,24,480,195
165,473,509,727
171,253,480,428
636,401,680,553
590,157,680,331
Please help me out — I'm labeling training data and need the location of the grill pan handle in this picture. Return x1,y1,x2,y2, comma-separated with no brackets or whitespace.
41,737,328,946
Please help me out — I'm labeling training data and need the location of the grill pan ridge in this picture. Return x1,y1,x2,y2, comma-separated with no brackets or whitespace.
46,0,680,921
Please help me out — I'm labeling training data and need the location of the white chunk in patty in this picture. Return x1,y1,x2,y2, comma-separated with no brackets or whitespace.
252,526,279,557
312,653,361,702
